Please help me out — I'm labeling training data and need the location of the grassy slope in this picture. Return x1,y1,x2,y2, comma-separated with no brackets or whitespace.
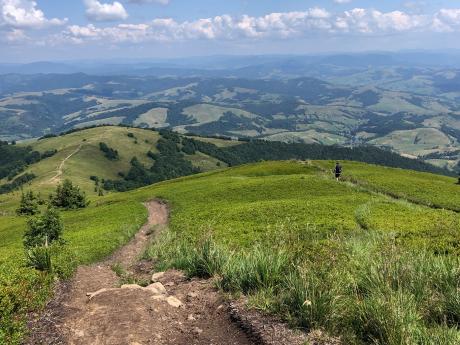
314,160,460,211
0,127,229,212
4,159,456,261
0,159,459,343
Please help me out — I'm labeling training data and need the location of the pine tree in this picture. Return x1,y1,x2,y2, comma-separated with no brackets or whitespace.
16,190,39,215
50,180,88,209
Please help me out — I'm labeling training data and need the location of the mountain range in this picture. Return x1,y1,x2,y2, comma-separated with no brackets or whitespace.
1,52,459,171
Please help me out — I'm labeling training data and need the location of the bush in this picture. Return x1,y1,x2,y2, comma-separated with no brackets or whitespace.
16,191,39,216
99,142,119,160
23,208,63,248
50,179,87,209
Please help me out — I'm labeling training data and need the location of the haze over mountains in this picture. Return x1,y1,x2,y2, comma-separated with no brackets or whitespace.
1,52,459,171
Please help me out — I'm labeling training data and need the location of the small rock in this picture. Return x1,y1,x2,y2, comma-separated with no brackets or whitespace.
165,282,175,287
192,327,203,335
151,272,165,282
121,284,143,290
187,314,196,321
187,292,198,299
86,288,117,300
217,304,224,310
145,282,167,295
166,296,183,308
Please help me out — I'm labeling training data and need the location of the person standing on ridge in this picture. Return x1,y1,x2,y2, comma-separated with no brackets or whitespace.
334,162,342,181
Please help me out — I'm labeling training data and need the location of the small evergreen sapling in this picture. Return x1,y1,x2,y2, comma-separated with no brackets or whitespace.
50,179,88,209
16,190,39,215
23,207,63,248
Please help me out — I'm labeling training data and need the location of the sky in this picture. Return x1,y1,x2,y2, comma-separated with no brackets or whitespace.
1,0,460,62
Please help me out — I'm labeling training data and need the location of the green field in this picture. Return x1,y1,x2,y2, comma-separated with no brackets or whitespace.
0,159,459,344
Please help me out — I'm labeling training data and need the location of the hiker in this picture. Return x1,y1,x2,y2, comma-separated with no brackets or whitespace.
334,162,342,181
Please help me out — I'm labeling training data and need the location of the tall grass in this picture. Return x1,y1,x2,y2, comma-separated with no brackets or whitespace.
147,229,460,344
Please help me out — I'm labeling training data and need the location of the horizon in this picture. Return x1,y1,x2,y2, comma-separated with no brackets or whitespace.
2,49,460,65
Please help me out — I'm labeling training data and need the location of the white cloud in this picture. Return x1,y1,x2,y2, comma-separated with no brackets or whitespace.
337,8,428,33
54,7,460,46
432,9,460,32
84,0,128,22
3,28,28,42
0,0,67,29
334,0,352,4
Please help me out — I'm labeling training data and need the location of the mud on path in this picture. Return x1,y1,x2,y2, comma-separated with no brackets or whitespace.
27,200,255,345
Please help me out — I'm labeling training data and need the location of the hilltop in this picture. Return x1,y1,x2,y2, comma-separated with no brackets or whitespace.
0,158,459,344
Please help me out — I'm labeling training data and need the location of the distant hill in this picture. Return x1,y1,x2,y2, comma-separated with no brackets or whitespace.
1,71,459,171
0,126,452,198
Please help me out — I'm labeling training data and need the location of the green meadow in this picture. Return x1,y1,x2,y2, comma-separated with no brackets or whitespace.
0,159,459,344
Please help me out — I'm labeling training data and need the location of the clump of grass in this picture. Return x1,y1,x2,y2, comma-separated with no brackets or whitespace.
218,247,289,294
25,245,52,272
148,229,460,344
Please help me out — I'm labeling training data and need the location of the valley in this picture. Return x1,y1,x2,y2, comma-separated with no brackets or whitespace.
1,54,460,172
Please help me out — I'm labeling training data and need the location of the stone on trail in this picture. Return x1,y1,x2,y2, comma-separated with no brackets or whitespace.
145,282,167,295
121,284,143,290
86,288,118,301
151,271,165,282
166,296,183,308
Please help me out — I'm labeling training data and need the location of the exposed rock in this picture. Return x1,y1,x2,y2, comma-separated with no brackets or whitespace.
86,288,118,301
121,284,143,290
151,271,165,282
166,296,183,308
146,282,167,295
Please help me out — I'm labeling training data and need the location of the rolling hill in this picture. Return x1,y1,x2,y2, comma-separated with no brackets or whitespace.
0,153,459,343
0,125,452,203
1,68,459,171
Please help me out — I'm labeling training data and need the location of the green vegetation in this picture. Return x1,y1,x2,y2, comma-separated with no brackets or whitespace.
0,126,459,343
316,161,460,212
0,195,146,343
141,161,460,344
16,191,39,216
189,138,451,175
50,180,88,210
99,142,119,161
0,141,56,183
103,130,200,191
0,173,36,195
23,208,63,248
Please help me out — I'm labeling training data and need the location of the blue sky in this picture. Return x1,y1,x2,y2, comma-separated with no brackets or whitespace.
1,0,460,62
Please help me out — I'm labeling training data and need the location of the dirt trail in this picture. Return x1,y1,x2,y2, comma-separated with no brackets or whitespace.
48,143,83,184
28,201,255,345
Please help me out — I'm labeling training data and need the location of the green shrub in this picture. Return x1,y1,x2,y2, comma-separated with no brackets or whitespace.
23,208,63,248
50,179,87,209
99,142,119,160
16,191,39,216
